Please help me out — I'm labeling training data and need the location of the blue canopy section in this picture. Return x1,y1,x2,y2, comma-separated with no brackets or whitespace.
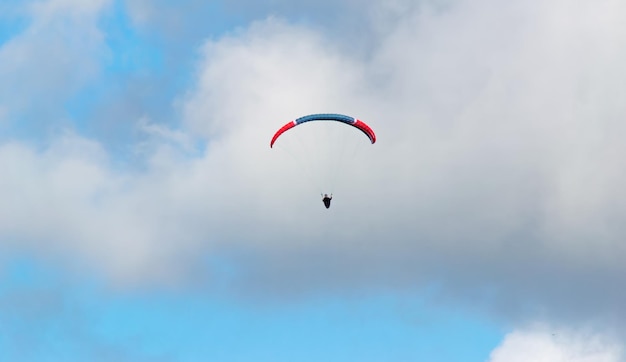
295,114,355,125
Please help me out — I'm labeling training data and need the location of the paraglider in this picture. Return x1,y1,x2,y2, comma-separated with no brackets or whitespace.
270,113,376,209
322,193,333,209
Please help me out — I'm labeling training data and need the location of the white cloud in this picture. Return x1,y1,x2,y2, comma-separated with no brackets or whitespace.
2,0,626,333
181,17,367,139
489,327,623,362
0,0,109,122
175,0,626,323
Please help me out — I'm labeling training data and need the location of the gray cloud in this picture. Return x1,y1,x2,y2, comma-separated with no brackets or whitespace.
2,0,626,343
177,0,626,330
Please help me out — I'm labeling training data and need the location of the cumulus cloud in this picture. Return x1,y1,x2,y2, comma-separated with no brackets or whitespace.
0,130,219,285
176,0,626,328
2,0,626,338
488,327,623,362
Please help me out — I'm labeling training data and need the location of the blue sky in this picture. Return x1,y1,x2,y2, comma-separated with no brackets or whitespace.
2,0,626,361
0,257,501,361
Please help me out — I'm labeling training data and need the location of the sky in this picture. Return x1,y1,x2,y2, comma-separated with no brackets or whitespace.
1,0,626,360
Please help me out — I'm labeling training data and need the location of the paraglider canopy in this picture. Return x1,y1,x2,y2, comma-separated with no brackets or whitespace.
270,113,376,148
